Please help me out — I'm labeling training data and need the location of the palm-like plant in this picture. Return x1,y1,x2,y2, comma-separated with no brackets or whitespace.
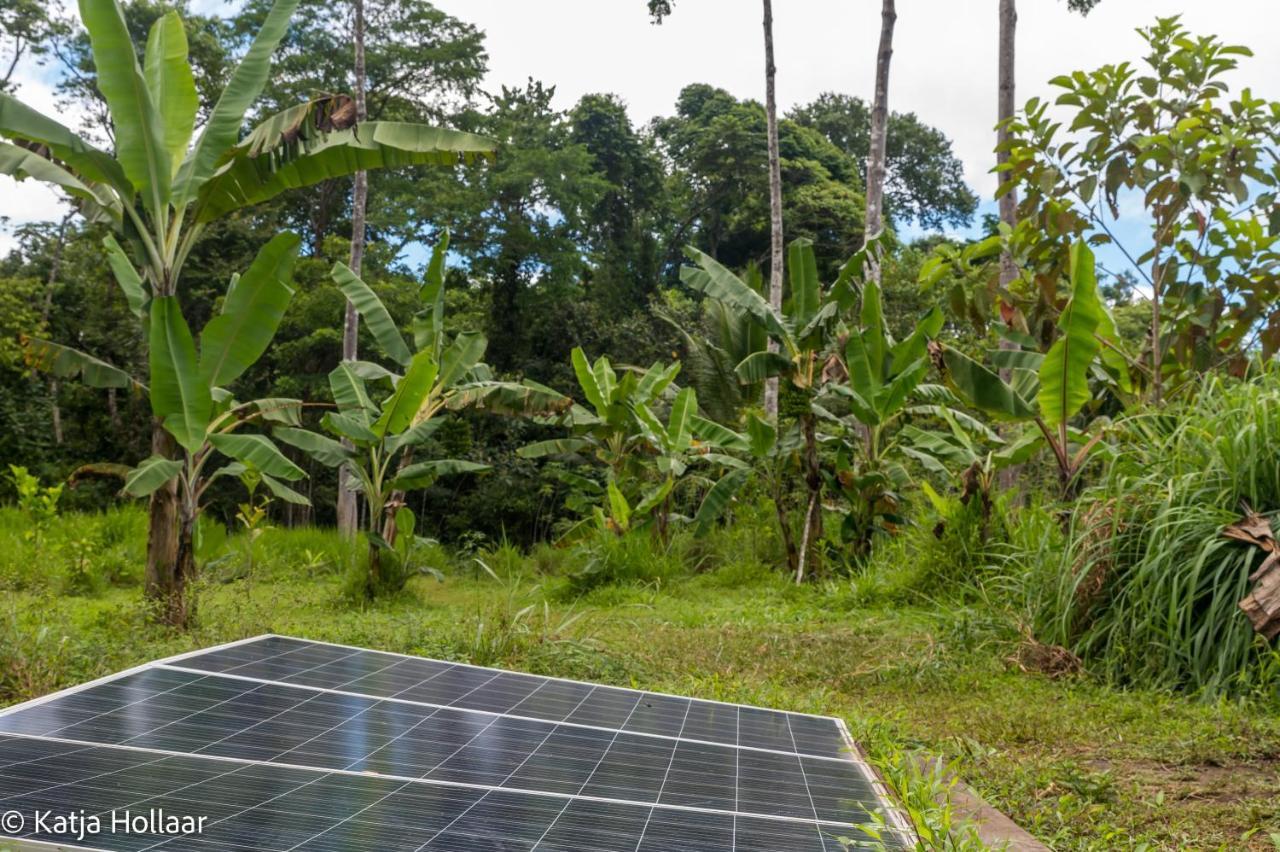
2,0,493,622
680,237,865,578
279,238,568,597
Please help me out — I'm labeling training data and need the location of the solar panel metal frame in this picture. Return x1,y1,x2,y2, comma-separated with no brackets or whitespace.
0,635,913,851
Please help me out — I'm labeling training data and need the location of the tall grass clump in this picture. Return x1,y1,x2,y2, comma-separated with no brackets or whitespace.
1031,372,1280,697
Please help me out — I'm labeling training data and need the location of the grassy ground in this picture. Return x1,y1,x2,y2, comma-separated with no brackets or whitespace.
2,508,1278,850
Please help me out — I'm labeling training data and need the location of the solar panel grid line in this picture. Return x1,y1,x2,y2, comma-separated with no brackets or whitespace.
2,665,890,828
731,707,739,851
0,640,367,780
408,732,559,850
129,755,326,851
165,639,851,761
785,714,824,829
1,703,877,836
405,683,604,851
154,663,856,767
87,650,390,770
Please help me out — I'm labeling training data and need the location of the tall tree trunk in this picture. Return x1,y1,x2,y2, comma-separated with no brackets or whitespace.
762,0,783,421
337,0,369,537
864,0,896,259
996,0,1020,492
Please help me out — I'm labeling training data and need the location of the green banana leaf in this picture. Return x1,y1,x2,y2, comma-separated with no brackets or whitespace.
0,141,120,225
22,337,142,391
260,473,309,505
208,433,304,480
436,332,487,390
940,346,1036,422
199,232,299,388
389,459,489,491
102,236,148,319
331,262,413,367
693,468,752,535
681,247,788,340
142,12,196,176
789,238,820,326
122,455,182,497
329,363,377,418
571,348,606,412
373,350,438,437
78,0,169,215
0,96,129,195
518,438,592,459
149,296,211,454
273,427,353,467
195,122,495,223
1038,241,1104,427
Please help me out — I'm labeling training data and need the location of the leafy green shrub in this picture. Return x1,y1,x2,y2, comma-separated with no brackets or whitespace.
1026,373,1280,697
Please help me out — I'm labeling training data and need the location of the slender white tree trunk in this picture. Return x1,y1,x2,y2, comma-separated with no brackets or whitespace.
864,0,896,265
997,0,1020,491
997,0,1017,290
762,0,783,421
337,0,369,536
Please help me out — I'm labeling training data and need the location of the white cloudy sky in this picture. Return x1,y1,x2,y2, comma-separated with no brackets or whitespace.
3,0,1279,255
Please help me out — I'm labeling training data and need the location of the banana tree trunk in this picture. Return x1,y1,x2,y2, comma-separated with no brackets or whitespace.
796,412,823,581
773,475,799,576
144,422,183,624
170,491,199,628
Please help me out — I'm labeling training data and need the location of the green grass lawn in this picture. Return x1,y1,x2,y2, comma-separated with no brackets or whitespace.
2,512,1278,851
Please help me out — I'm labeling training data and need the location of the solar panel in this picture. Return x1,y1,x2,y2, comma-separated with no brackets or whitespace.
0,635,911,851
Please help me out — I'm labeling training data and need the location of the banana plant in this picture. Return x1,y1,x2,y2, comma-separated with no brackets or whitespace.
278,239,568,596
1,0,494,622
822,272,945,562
932,241,1121,496
521,350,743,542
680,237,873,578
521,349,680,473
42,237,313,624
519,350,677,535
